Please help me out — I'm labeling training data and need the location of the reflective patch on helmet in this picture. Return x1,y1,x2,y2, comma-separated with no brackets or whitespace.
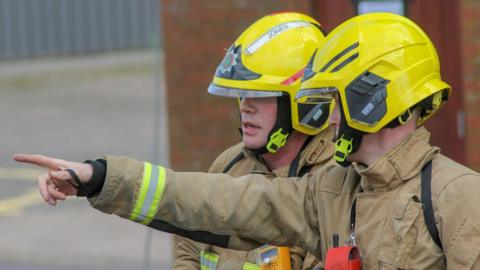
361,102,375,116
346,72,389,126
244,21,310,55
281,67,305,85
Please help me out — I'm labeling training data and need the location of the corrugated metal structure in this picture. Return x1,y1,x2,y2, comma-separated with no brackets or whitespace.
0,0,159,60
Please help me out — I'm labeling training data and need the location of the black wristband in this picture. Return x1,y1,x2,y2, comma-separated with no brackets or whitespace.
65,169,85,189
77,159,107,198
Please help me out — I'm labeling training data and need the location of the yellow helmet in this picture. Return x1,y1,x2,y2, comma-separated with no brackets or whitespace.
299,13,450,165
208,12,329,153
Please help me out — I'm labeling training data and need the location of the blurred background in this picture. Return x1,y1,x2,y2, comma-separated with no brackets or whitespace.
1,0,479,269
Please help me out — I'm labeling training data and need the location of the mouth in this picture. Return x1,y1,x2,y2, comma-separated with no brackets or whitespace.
242,121,260,130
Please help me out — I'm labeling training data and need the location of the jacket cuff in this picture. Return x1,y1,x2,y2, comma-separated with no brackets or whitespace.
77,159,107,198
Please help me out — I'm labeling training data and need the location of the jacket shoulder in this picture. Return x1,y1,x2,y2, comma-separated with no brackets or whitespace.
208,142,244,173
430,155,480,268
431,154,480,198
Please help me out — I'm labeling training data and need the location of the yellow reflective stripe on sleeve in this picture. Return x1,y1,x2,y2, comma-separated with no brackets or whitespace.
130,162,152,222
129,162,166,224
243,262,260,270
141,165,166,225
200,250,219,270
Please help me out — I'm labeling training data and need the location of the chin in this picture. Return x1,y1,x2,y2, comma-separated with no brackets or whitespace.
243,139,266,150
243,142,262,149
243,132,269,148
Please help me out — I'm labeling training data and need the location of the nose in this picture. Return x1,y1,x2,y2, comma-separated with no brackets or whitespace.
239,98,255,114
328,102,340,126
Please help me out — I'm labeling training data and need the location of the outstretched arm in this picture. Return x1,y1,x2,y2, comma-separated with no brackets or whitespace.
14,154,322,256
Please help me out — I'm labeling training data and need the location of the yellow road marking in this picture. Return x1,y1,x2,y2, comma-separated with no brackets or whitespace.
0,168,49,216
0,168,42,181
0,188,42,216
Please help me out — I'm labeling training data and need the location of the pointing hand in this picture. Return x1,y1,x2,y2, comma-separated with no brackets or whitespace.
13,154,93,205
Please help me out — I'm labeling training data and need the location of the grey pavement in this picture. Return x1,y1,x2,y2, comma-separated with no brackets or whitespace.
0,50,173,269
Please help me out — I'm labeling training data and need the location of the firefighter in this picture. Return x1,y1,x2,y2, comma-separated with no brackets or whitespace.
15,13,480,269
174,12,333,270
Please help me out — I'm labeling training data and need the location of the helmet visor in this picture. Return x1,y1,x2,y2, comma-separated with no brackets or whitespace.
295,87,337,131
208,83,283,98
295,87,337,104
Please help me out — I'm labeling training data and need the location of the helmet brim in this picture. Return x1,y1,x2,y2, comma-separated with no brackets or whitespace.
208,83,283,98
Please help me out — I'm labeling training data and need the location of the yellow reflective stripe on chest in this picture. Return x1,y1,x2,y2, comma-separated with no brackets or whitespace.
200,250,219,270
243,262,260,270
199,251,259,270
129,162,166,225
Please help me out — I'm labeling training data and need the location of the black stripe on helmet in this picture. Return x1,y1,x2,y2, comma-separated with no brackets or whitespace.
330,52,359,73
320,42,359,72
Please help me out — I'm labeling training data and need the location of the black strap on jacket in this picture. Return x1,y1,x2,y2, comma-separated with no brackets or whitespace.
350,198,356,232
288,136,313,177
222,152,245,173
421,160,443,249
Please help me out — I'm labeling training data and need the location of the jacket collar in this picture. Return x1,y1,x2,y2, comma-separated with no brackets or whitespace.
353,127,439,192
298,125,336,168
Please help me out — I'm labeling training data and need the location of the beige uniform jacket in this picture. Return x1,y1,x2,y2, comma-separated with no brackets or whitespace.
174,128,335,270
89,127,480,269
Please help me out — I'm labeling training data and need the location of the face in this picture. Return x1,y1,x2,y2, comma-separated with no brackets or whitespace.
239,97,277,149
328,95,341,139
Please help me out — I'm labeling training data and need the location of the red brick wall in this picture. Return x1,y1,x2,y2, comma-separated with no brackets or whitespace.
461,0,480,171
161,1,312,171
161,0,480,172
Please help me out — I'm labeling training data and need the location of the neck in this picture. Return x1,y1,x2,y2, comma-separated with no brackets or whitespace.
261,131,308,170
349,119,417,166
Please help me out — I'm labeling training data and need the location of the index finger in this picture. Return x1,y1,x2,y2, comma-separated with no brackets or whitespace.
13,154,65,171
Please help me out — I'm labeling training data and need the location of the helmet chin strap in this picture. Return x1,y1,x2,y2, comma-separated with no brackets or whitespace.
334,101,364,167
246,95,293,155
